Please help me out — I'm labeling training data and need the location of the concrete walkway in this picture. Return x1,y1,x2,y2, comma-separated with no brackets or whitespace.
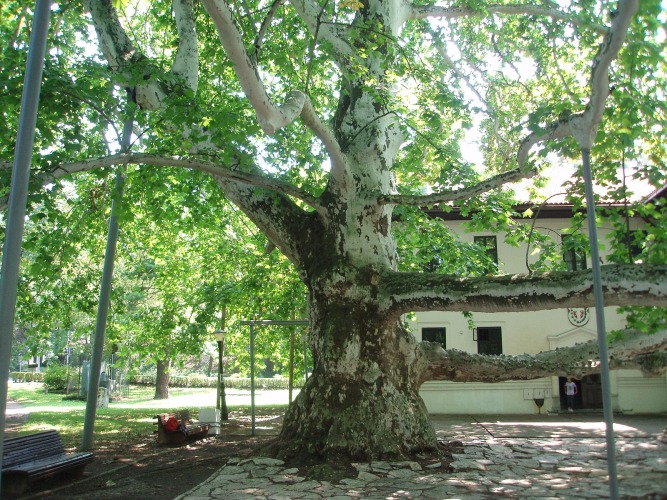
175,413,667,499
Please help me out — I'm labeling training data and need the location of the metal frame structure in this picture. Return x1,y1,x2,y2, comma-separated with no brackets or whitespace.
239,320,308,435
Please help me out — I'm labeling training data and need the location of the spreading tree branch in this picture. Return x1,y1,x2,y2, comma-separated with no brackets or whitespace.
380,264,667,318
0,153,324,214
377,165,536,206
287,0,355,60
84,0,199,110
253,0,286,63
406,3,607,35
201,0,346,171
517,0,638,161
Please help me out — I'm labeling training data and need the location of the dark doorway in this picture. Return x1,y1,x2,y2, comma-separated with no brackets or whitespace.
581,374,603,408
558,375,602,410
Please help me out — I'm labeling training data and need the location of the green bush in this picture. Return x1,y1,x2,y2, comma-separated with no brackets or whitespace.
43,365,70,392
125,373,302,390
11,372,44,383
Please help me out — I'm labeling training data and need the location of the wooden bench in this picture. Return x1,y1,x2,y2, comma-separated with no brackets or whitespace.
2,430,95,495
154,410,210,445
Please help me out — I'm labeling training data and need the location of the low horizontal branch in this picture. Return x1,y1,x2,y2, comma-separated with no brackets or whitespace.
417,329,667,385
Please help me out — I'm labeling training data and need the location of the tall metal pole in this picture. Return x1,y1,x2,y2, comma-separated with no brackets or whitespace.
219,336,228,420
581,147,618,499
216,340,222,411
0,2,52,494
250,323,256,436
81,94,135,451
219,307,228,420
288,329,295,404
303,331,309,382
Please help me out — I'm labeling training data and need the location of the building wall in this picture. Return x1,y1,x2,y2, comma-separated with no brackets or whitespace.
410,213,667,414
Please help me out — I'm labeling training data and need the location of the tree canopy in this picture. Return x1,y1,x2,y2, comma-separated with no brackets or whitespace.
2,0,667,460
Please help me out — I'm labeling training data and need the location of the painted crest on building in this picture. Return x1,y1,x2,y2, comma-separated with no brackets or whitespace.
567,307,590,327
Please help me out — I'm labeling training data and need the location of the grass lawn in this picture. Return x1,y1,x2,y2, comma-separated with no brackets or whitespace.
7,382,288,449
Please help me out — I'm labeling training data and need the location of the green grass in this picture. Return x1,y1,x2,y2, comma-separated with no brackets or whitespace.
7,383,289,449
8,385,86,408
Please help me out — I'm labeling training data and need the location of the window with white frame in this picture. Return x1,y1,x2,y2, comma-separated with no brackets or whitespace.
422,327,446,348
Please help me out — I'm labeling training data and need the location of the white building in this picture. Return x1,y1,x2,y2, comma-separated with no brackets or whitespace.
410,187,667,415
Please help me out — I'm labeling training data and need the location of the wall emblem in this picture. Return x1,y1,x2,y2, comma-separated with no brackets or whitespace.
567,308,590,327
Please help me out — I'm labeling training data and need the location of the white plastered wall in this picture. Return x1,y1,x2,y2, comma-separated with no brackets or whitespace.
411,213,667,414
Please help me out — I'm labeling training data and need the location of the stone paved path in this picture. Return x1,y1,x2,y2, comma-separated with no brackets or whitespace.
175,414,667,499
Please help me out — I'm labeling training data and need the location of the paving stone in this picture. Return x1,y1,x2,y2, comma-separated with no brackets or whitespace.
390,460,422,471
450,458,486,471
387,468,419,479
177,416,667,500
352,462,371,472
369,460,392,471
557,466,591,474
499,478,533,488
249,466,283,477
239,457,285,467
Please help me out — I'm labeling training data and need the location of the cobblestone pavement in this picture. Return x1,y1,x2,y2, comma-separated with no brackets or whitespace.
175,414,667,499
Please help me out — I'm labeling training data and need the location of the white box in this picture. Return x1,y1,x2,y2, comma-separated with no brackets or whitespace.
199,408,221,435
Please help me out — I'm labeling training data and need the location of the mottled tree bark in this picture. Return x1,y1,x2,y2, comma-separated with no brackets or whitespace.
273,288,436,460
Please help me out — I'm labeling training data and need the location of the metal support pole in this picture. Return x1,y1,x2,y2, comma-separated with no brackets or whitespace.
581,147,618,500
81,95,134,451
217,340,222,411
0,2,51,494
81,165,126,451
288,329,295,404
250,324,256,436
239,320,307,435
216,337,228,419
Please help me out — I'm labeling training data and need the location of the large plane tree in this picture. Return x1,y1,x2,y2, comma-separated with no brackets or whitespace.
2,0,667,459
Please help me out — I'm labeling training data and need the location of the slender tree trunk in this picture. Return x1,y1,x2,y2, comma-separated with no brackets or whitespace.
154,353,170,400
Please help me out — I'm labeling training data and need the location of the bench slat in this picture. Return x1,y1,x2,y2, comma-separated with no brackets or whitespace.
2,431,67,467
2,430,95,493
5,453,94,476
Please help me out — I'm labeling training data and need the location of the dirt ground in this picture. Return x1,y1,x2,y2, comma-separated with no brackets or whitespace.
3,410,280,499
5,409,455,500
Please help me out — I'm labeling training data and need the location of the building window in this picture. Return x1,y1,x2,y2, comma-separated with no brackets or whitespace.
422,327,446,348
474,236,498,274
476,327,502,355
562,235,587,271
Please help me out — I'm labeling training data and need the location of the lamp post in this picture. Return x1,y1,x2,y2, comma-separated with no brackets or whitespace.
213,329,228,420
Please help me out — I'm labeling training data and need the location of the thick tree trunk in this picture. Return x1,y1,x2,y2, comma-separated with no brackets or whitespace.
154,355,170,400
271,284,437,460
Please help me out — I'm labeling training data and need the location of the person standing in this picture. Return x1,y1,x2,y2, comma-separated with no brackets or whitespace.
564,377,578,412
